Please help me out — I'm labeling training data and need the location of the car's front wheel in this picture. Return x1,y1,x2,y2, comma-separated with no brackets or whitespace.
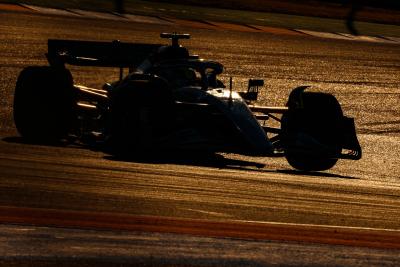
281,91,343,171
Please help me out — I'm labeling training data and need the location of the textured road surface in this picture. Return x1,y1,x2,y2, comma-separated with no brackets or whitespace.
1,224,400,267
1,11,400,266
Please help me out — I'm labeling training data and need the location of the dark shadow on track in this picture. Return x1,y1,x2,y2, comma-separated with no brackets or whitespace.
105,152,359,180
3,136,359,180
2,136,82,148
276,169,359,180
3,136,68,146
104,152,266,169
215,164,359,180
3,135,266,169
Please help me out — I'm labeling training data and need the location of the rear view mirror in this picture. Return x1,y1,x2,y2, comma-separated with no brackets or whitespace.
240,79,264,102
248,79,264,88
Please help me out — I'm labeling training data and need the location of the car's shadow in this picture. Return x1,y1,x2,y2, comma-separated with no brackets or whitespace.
3,136,359,180
3,136,74,147
104,152,266,169
276,169,358,179
104,150,359,180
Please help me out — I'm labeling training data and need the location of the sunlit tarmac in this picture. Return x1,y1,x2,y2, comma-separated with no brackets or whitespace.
1,11,400,266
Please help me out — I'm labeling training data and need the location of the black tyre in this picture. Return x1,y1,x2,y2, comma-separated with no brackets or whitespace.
13,66,76,142
281,92,343,171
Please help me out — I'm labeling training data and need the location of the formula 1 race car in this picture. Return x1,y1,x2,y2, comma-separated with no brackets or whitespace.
13,33,361,171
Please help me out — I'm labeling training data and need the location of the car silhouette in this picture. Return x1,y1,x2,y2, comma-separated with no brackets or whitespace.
13,33,361,171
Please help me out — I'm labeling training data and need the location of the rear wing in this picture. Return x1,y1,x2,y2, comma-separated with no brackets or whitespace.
47,39,162,68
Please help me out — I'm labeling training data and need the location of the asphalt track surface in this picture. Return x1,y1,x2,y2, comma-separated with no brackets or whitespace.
1,10,400,266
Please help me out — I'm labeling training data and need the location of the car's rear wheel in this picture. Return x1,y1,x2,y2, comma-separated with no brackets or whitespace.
281,91,343,171
13,66,76,143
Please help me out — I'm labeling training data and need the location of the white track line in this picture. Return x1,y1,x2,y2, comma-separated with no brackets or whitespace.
378,36,400,43
20,4,79,17
122,14,173,25
68,9,128,21
338,33,396,44
296,29,398,44
15,4,400,44
295,29,353,40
